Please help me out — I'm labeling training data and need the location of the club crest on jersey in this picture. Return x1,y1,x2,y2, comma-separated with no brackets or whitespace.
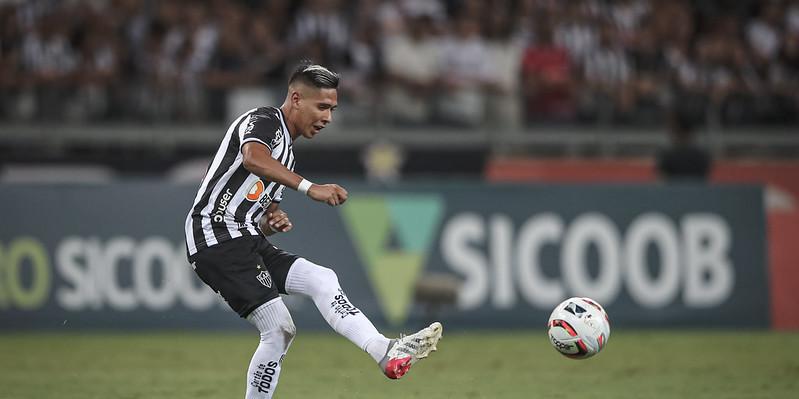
256,269,272,288
246,180,265,201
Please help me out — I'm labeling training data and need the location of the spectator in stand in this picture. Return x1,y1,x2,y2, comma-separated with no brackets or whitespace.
71,16,121,121
436,14,493,127
763,25,799,123
788,0,799,36
0,0,796,127
628,20,667,124
0,5,23,119
335,0,383,124
482,3,525,130
382,11,441,125
203,8,256,120
651,0,694,49
289,0,350,68
252,0,293,44
134,20,175,121
177,1,218,120
454,0,485,20
522,19,575,121
696,17,750,125
745,0,799,124
581,22,633,123
609,0,650,48
129,0,191,121
372,0,447,38
20,10,81,121
747,1,783,66
554,2,598,69
246,14,288,87
117,0,150,57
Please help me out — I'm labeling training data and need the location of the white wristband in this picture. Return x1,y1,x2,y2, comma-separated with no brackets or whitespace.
297,178,313,196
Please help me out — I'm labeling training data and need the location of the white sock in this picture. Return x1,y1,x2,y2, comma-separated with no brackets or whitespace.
364,336,392,363
286,258,391,363
245,298,296,399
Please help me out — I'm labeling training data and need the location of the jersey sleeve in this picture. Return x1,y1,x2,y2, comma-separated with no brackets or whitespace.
240,111,284,152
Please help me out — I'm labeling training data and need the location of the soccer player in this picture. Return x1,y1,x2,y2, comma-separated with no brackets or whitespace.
184,63,443,398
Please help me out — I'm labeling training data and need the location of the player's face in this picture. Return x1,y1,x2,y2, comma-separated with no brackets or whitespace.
298,87,338,139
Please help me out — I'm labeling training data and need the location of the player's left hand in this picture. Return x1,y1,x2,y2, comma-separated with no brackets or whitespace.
263,209,293,234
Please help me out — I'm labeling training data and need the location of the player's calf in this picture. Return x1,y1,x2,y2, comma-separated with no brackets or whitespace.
245,298,296,398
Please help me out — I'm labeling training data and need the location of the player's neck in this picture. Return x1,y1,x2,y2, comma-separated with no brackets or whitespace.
279,103,301,140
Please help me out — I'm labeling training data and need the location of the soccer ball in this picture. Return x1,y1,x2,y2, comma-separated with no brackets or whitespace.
547,297,610,359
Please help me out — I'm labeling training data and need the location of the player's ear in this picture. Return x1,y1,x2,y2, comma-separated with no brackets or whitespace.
291,90,302,108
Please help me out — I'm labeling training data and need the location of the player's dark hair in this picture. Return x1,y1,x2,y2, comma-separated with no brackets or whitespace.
288,62,339,89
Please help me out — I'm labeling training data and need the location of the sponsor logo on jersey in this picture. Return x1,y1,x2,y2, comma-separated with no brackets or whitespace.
246,180,265,201
258,193,273,210
270,129,282,148
212,188,234,223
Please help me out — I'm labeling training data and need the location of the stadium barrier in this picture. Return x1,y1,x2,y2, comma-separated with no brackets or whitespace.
486,160,799,329
0,182,768,330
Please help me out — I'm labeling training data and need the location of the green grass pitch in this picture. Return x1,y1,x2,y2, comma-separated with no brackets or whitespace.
1,330,797,398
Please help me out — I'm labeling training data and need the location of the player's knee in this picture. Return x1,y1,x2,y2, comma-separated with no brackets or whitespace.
259,311,296,343
309,265,341,296
282,315,297,340
249,298,296,341
260,321,296,343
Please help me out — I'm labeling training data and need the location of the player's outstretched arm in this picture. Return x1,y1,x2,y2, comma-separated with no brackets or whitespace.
242,142,347,206
306,183,348,206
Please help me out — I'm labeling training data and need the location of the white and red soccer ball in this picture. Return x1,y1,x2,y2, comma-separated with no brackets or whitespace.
547,297,610,359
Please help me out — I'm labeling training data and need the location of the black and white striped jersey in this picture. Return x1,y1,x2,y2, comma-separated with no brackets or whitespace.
185,106,295,256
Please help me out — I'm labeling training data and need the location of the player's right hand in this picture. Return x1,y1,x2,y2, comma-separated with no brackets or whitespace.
307,183,348,206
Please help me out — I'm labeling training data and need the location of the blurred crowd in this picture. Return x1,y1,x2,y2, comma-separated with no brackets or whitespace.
1,0,798,128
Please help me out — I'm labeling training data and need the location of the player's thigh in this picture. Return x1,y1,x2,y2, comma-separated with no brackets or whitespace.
256,241,299,295
190,237,281,317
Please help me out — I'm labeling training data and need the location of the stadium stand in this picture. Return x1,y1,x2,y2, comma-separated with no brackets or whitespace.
0,0,797,175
